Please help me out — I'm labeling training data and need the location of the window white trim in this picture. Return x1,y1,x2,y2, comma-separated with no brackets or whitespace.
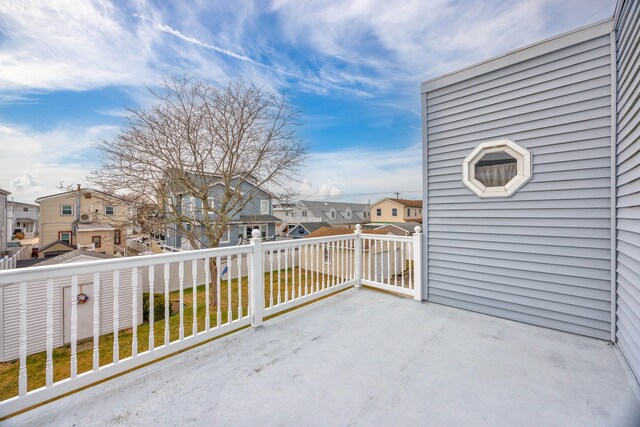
462,139,532,198
260,200,270,215
105,205,115,215
60,205,74,216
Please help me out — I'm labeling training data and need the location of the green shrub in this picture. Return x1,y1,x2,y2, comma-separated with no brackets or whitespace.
143,293,171,322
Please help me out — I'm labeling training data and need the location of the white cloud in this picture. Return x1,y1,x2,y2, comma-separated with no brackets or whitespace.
0,122,118,201
296,143,422,203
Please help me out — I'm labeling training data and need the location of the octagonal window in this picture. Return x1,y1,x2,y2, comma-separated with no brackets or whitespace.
462,139,532,198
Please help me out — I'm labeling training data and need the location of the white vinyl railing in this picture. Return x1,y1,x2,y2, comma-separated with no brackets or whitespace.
0,225,422,417
0,245,32,271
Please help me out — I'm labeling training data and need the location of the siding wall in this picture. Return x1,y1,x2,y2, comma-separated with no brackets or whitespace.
0,267,143,361
615,0,640,383
422,22,614,339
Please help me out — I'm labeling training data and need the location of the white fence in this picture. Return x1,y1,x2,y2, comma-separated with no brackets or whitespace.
0,246,32,271
0,225,422,417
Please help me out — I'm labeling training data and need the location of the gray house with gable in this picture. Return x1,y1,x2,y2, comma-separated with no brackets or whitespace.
165,173,279,249
421,3,639,385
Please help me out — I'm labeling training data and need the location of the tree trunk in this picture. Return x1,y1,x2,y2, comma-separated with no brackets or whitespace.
209,257,218,308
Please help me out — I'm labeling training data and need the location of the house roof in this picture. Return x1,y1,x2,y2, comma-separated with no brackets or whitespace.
375,222,422,234
8,200,37,208
236,214,281,223
35,187,119,203
37,249,116,266
76,222,115,232
299,200,370,225
39,240,76,252
371,198,422,208
306,227,388,239
0,188,11,196
288,222,331,235
14,217,37,222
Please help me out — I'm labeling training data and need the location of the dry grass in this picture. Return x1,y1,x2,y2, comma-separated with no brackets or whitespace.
0,267,340,401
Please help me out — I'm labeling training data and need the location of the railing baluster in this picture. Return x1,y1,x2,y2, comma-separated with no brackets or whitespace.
277,249,281,304
113,270,119,363
163,263,170,346
310,244,314,293
285,247,289,302
71,275,78,378
291,246,296,299
18,281,27,397
148,267,154,352
46,278,54,385
216,256,221,327
369,238,373,281
227,254,232,323
393,240,397,287
408,241,413,291
387,240,391,285
132,267,138,357
192,260,198,336
237,255,242,319
237,254,243,318
320,243,325,290
178,261,184,341
269,250,274,308
305,243,309,295
298,246,302,296
205,258,211,331
400,242,406,288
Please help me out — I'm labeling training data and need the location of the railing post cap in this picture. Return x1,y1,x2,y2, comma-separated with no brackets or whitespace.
251,229,262,239
355,224,362,232
414,226,422,234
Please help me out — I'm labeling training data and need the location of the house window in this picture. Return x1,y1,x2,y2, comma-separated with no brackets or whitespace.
60,205,73,216
59,231,72,244
23,207,28,212
392,208,398,217
114,229,121,245
105,206,115,215
207,197,216,212
330,211,336,219
324,247,331,264
219,227,230,244
462,139,532,198
92,236,102,248
260,200,270,215
376,208,381,216
407,208,410,217
302,210,307,217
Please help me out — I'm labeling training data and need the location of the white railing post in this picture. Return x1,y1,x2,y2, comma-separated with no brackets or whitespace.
413,226,423,301
250,229,265,327
354,224,363,288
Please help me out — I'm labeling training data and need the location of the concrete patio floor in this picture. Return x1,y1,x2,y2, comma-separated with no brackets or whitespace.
7,288,640,426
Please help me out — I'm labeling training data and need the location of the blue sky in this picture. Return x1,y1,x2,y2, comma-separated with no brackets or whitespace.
0,0,615,202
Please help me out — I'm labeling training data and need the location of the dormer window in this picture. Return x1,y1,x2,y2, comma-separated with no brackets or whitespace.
105,206,115,215
260,200,270,214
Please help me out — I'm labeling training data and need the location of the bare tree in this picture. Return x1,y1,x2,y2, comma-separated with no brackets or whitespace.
90,76,306,304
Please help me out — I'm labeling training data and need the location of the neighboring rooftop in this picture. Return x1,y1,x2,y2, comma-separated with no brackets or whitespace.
306,227,388,239
36,249,116,266
300,200,370,225
9,289,640,426
373,198,422,208
0,188,10,196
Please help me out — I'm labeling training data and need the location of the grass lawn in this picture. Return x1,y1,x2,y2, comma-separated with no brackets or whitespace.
0,267,342,401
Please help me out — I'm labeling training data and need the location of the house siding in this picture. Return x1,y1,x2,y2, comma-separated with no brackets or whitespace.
422,21,614,339
0,266,142,361
615,0,640,384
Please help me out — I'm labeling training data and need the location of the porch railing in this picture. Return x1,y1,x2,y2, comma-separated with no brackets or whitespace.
0,245,32,271
0,225,422,417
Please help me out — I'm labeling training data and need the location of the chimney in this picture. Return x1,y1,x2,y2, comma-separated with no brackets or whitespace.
77,184,81,191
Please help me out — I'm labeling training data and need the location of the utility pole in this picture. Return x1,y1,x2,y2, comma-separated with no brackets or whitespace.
393,192,401,199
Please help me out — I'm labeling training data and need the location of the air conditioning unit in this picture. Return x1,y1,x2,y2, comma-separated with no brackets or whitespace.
79,213,91,223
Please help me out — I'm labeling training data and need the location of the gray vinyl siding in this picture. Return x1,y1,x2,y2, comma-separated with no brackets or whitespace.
615,0,640,383
422,25,614,339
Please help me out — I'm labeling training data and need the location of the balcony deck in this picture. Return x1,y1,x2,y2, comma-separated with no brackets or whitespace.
8,288,640,426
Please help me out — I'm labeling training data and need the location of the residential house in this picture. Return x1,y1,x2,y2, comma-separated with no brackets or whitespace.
0,249,143,362
286,221,331,239
0,188,9,255
36,186,131,258
370,198,422,223
276,200,370,228
7,200,39,239
165,173,280,249
371,222,422,236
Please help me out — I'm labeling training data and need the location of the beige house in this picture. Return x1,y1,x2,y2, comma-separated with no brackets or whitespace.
36,186,132,257
370,198,422,223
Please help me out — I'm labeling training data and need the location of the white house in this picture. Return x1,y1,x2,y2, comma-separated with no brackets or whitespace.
275,200,371,227
0,249,143,361
0,188,10,255
7,200,39,240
